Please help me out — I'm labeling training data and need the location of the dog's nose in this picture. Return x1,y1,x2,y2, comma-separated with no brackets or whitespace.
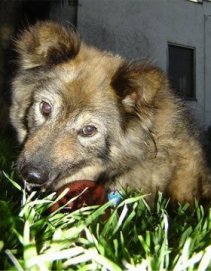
20,165,48,185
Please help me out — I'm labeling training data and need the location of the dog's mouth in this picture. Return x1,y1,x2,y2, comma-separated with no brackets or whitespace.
25,177,96,193
53,165,107,192
22,163,107,198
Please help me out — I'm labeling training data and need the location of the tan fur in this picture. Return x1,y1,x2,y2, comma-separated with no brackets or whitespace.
10,21,211,206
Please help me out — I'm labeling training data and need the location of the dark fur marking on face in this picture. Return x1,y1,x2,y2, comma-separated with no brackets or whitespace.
97,136,111,162
20,98,35,140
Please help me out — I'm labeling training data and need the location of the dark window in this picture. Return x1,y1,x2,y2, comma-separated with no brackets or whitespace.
168,44,195,100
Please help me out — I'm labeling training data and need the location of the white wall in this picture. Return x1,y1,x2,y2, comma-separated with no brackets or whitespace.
205,15,211,128
77,0,211,129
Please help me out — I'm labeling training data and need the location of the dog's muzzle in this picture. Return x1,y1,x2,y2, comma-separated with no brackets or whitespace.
21,164,48,185
18,162,56,192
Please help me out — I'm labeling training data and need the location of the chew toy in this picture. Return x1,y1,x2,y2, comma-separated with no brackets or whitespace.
50,180,106,212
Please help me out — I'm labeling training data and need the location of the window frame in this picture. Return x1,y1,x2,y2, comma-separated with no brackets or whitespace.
167,42,196,101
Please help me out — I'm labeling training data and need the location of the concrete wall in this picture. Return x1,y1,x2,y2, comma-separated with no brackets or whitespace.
205,15,211,128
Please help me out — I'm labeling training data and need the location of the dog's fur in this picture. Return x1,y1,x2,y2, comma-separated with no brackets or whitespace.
10,21,211,206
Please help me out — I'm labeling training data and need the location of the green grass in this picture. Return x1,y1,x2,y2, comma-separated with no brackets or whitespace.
0,135,211,270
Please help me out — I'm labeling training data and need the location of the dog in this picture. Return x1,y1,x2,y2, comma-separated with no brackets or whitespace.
10,21,211,207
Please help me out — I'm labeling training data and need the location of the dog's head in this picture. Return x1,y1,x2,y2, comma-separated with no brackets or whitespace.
11,21,167,192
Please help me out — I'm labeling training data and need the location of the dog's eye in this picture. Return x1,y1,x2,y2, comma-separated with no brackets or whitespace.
80,125,97,137
40,101,52,117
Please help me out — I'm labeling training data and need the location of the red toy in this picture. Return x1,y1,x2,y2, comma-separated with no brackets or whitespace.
49,180,106,212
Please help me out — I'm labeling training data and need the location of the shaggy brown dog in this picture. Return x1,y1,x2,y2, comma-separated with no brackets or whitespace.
10,21,211,206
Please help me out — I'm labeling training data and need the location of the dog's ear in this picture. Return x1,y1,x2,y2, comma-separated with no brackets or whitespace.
15,21,81,69
111,62,167,112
